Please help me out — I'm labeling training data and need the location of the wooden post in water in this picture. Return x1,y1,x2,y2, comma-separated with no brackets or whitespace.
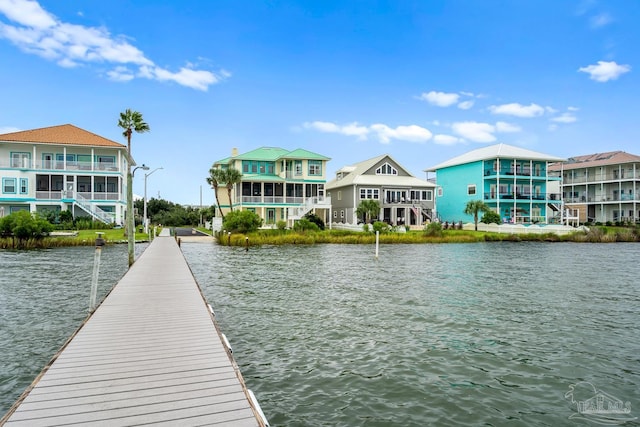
375,230,379,259
245,236,249,251
90,232,105,311
228,232,231,246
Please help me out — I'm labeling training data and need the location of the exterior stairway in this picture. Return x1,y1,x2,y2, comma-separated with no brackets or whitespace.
287,196,332,220
63,191,114,224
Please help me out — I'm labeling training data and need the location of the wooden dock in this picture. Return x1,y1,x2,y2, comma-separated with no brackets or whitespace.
1,232,267,427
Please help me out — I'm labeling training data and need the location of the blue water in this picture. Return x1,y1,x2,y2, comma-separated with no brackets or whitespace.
1,241,638,426
182,242,640,426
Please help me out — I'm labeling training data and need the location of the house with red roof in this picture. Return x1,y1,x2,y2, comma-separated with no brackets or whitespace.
549,151,640,224
0,124,129,224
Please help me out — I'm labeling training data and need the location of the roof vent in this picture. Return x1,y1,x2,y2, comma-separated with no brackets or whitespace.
231,148,238,157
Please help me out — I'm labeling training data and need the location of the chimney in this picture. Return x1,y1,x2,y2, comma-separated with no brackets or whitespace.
231,148,238,157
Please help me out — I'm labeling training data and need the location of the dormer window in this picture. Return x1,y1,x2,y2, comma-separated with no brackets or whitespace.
376,162,397,175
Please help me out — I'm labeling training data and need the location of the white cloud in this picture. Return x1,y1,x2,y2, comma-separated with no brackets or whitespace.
579,61,630,82
303,121,432,144
370,124,432,144
590,13,612,28
568,106,579,111
0,0,226,90
433,134,460,145
0,126,21,134
303,121,369,140
451,121,496,143
551,113,577,123
457,100,474,110
548,124,559,132
419,91,459,107
495,121,521,133
489,102,545,118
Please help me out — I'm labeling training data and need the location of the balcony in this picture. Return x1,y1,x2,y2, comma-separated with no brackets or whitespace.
484,192,561,201
1,159,121,172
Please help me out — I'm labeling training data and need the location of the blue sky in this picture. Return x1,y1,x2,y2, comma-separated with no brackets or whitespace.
1,0,638,205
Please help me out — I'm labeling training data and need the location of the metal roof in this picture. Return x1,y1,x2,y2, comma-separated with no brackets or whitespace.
425,143,565,171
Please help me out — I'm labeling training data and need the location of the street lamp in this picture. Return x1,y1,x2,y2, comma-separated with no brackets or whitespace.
128,164,149,264
144,167,163,234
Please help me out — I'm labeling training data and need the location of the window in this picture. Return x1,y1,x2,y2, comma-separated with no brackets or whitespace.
295,160,302,175
97,156,115,169
437,187,443,197
467,185,476,196
376,162,397,175
11,152,30,168
333,210,337,218
337,191,342,201
308,160,322,176
20,178,28,194
340,210,344,218
3,178,17,194
242,161,275,175
422,190,433,201
359,188,379,199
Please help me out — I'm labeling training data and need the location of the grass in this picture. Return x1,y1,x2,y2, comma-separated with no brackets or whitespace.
0,228,154,249
214,225,640,247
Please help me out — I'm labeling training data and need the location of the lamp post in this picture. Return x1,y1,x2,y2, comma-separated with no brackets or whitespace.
128,164,149,266
144,167,163,235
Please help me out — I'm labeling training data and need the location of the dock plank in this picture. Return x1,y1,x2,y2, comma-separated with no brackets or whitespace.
2,235,264,427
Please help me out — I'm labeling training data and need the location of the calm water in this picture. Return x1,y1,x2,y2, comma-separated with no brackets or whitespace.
1,242,638,426
0,244,147,415
181,242,640,427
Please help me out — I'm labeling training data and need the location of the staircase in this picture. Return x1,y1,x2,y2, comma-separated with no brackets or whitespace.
64,191,114,224
287,196,332,220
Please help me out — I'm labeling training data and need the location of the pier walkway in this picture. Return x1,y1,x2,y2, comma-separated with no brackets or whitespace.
2,231,266,427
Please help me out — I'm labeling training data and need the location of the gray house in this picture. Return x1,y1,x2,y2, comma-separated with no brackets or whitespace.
326,154,436,228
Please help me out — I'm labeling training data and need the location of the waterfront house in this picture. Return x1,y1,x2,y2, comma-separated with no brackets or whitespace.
325,154,436,227
212,147,331,226
548,151,640,224
0,124,129,224
425,143,565,224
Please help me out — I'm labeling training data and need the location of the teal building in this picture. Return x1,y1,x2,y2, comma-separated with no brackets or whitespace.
425,144,565,224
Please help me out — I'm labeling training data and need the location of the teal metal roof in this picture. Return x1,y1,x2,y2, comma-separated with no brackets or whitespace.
214,147,330,164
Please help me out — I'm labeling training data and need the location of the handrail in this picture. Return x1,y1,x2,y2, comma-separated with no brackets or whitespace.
65,191,113,223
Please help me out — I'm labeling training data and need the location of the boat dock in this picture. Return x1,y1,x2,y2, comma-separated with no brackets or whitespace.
1,231,268,426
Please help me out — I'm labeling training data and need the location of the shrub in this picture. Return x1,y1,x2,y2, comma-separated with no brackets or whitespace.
372,221,390,233
222,210,263,233
424,222,443,237
0,211,54,248
293,218,320,232
362,223,370,233
303,212,325,230
481,211,501,224
276,220,287,230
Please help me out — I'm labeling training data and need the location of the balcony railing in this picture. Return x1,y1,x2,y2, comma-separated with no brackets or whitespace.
1,159,121,172
484,192,561,201
36,190,121,201
562,170,639,184
564,194,639,203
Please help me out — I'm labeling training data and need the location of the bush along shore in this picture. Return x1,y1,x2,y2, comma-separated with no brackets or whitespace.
214,225,640,247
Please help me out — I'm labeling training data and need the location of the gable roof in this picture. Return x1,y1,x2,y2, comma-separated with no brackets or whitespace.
0,124,125,148
215,146,330,164
327,154,435,189
549,150,640,171
425,143,565,171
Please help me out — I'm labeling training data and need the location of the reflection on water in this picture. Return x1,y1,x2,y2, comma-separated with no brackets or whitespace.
0,244,145,415
182,242,640,427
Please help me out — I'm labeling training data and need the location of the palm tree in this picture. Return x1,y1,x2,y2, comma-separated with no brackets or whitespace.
118,109,150,267
464,200,490,231
221,167,242,212
356,199,380,223
206,166,225,220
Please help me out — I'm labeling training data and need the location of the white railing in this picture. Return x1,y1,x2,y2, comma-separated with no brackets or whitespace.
287,196,332,219
71,192,114,224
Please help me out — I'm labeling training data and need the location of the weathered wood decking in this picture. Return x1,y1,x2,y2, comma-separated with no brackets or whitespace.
2,233,265,426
